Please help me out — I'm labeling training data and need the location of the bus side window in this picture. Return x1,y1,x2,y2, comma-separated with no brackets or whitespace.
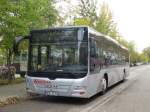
90,38,100,73
90,39,96,57
90,38,95,72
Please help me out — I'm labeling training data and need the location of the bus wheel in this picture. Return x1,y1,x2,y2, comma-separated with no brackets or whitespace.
101,77,107,95
122,69,126,82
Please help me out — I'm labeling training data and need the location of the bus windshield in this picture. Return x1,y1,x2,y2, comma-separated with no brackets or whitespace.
29,27,88,77
31,43,88,73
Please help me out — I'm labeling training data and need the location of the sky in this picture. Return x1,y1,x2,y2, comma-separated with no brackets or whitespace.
101,0,150,52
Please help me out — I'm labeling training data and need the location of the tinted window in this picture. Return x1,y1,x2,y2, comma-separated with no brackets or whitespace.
30,43,88,73
31,46,38,71
31,28,88,43
90,38,101,73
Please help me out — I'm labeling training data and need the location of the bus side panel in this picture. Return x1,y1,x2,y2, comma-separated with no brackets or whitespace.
86,69,109,97
86,73,102,97
86,64,130,98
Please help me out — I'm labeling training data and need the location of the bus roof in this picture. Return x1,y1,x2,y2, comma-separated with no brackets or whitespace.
31,25,128,51
31,25,88,32
88,27,128,51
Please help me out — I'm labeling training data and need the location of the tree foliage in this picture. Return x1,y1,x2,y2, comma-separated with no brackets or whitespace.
143,47,150,62
0,0,58,64
117,37,129,48
73,1,120,41
139,53,148,63
95,3,119,39
74,18,91,26
127,42,149,63
77,0,97,26
127,41,138,63
74,1,150,64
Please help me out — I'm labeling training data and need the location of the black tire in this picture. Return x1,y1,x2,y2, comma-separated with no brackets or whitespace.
122,69,126,82
101,77,107,95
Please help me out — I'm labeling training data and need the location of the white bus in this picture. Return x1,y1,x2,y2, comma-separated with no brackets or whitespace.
22,26,129,98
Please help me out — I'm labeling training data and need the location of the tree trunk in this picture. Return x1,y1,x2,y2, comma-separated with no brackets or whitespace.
6,48,13,83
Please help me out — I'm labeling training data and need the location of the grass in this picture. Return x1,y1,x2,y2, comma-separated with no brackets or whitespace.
0,78,25,86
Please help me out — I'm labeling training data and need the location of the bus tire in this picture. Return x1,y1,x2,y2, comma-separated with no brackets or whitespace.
122,69,126,82
101,77,107,95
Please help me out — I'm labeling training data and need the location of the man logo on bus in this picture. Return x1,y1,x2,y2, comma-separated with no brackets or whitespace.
34,79,50,85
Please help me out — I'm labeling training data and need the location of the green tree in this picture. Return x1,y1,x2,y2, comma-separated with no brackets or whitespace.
74,0,97,27
117,36,129,48
95,3,119,40
143,47,150,62
0,0,57,65
74,1,120,39
127,41,139,63
139,53,148,63
74,18,91,26
0,0,58,82
74,1,120,40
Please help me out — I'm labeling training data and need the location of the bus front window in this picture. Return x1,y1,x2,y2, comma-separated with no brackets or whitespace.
31,46,38,71
30,43,88,73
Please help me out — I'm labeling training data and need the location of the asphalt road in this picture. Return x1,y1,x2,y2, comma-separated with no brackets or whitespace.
1,65,150,112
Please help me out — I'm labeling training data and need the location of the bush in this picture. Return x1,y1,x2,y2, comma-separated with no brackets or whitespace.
0,66,16,80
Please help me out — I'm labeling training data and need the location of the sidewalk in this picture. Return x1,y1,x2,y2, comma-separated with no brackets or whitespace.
0,83,27,106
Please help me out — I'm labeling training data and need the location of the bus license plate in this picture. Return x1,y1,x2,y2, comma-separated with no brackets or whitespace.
45,91,57,96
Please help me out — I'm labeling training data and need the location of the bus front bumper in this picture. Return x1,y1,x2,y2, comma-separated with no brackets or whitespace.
26,76,89,98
